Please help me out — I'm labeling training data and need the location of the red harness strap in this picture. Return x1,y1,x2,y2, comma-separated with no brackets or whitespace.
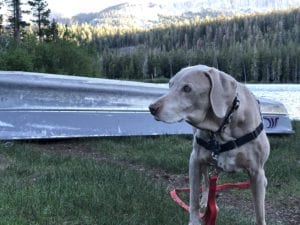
170,176,251,225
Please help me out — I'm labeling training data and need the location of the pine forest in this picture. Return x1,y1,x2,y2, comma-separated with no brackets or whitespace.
0,1,300,83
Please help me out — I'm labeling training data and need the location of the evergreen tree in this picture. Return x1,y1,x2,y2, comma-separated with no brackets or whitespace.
45,19,58,41
6,0,29,40
0,1,3,32
28,0,50,40
142,54,149,79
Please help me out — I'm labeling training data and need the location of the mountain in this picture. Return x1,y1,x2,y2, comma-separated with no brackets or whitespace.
57,0,300,29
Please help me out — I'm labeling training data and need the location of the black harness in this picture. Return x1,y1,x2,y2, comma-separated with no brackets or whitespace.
196,96,264,159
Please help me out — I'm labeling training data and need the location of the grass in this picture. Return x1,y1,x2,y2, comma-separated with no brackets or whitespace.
0,144,188,225
85,135,192,173
265,120,300,198
0,121,298,225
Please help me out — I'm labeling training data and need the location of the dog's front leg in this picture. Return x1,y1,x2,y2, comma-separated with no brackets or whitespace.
199,164,209,208
189,150,201,225
250,168,267,225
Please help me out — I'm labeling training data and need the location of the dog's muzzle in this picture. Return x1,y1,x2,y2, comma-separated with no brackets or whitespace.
149,103,160,116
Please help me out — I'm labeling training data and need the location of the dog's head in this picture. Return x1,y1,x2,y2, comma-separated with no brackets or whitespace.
149,65,237,126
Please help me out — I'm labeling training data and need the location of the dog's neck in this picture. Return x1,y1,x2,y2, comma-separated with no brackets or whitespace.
190,109,224,133
190,95,239,133
190,95,261,141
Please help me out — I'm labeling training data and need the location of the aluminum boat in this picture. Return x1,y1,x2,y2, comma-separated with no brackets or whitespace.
0,71,294,140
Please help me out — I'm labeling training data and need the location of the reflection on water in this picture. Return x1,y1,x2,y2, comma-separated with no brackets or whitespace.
248,84,300,120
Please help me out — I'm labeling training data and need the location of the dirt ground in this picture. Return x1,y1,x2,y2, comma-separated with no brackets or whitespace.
30,141,299,225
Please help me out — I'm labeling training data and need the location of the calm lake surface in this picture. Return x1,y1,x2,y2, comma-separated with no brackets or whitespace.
248,84,300,120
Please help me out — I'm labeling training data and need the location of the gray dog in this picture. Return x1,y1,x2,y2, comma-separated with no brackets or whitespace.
149,65,270,225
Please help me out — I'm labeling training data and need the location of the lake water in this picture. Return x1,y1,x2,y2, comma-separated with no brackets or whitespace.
248,84,300,120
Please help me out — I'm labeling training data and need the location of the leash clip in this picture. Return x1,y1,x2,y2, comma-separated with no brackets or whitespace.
211,152,219,161
207,134,220,166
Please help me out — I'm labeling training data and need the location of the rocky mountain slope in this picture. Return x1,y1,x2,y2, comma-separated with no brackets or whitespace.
57,0,300,28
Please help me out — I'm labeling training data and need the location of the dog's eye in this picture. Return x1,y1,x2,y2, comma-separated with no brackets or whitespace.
182,85,192,93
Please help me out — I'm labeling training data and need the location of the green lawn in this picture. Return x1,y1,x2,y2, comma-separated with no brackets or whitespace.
0,144,187,225
0,121,298,225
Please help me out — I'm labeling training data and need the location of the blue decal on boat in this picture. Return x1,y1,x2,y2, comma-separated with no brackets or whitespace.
264,117,279,128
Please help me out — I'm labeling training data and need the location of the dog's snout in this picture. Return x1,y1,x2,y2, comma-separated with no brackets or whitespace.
149,103,160,116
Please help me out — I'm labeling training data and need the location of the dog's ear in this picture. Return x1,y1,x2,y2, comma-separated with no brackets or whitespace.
205,68,237,118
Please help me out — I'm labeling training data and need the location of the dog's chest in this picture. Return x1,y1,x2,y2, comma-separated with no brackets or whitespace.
215,153,243,172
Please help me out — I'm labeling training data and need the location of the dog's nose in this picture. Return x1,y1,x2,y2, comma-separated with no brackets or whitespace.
149,103,160,116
